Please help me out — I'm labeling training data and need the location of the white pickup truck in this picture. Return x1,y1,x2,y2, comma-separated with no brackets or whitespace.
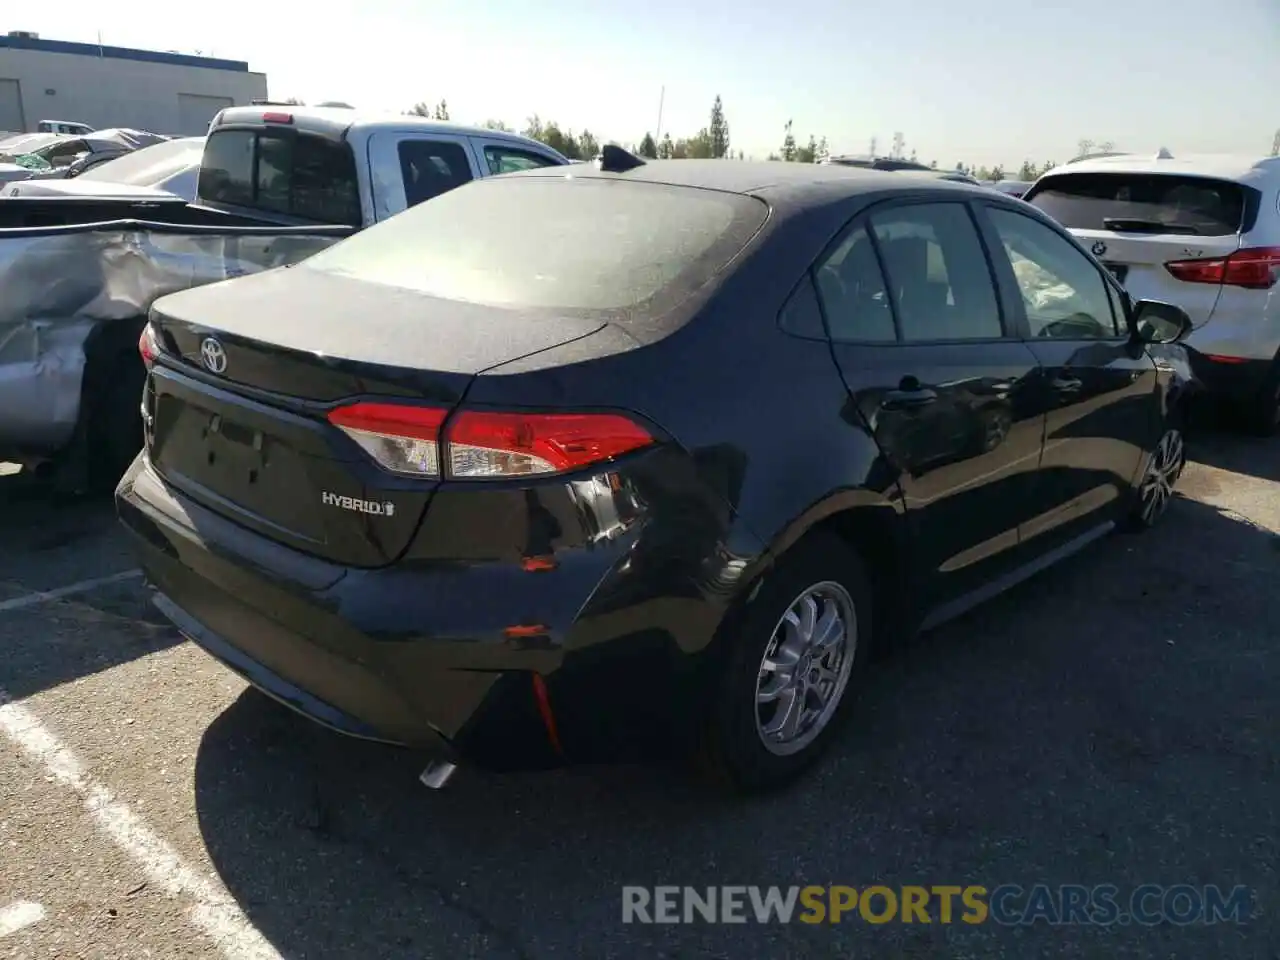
0,106,569,491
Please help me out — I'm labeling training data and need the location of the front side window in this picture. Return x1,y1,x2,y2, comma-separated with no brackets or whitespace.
868,203,1003,342
987,207,1121,339
398,140,474,207
483,145,561,175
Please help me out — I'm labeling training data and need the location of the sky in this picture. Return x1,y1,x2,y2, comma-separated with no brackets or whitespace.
15,0,1280,167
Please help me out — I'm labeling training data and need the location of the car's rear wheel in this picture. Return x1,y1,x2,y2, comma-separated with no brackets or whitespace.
698,534,871,793
1127,422,1186,530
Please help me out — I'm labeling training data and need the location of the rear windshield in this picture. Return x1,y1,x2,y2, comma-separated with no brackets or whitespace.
300,176,768,312
1026,172,1247,236
197,129,361,226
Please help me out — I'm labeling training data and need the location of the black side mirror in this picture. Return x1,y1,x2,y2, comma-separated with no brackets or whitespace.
1130,299,1193,345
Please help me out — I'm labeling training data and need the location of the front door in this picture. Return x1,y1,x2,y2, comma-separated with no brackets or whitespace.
977,202,1159,546
818,200,1047,607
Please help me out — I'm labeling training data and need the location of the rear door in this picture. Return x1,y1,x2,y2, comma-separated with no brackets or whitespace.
366,131,479,221
819,199,1046,607
977,201,1159,545
1024,171,1248,326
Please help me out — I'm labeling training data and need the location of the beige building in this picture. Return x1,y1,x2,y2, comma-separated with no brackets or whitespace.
0,31,268,136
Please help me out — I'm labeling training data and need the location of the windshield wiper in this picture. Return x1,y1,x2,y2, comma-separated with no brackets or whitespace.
1102,217,1200,235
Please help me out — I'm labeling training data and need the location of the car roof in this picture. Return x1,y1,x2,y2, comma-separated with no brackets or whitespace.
507,158,985,211
1045,151,1280,187
214,106,558,155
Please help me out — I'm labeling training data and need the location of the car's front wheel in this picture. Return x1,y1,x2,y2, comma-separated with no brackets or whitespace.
1128,422,1186,529
699,534,871,793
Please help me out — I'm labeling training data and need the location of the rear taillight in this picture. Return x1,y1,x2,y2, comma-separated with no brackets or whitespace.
326,403,654,479
1165,246,1280,290
327,402,447,477
138,324,159,367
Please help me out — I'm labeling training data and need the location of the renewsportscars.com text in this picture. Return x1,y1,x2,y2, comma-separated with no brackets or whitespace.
621,884,1253,926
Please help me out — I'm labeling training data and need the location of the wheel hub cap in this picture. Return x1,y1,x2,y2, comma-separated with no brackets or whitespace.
753,581,858,757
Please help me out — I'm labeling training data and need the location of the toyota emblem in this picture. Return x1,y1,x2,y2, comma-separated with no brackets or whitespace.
1091,241,1108,257
200,337,227,375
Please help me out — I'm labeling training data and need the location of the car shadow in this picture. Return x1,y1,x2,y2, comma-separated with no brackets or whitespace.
0,466,182,701
193,493,1279,959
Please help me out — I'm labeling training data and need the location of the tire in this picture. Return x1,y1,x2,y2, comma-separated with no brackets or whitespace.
87,355,146,493
1125,418,1186,531
698,533,872,794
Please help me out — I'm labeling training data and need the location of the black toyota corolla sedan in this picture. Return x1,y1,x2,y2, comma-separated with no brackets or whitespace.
117,149,1197,793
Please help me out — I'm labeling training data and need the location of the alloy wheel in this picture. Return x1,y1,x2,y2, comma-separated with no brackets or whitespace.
1138,427,1185,525
754,581,857,757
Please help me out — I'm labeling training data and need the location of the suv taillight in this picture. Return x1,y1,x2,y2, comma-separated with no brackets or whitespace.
1164,246,1280,290
326,402,654,479
138,323,160,367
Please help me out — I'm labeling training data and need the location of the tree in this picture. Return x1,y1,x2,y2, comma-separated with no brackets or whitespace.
407,101,433,117
685,128,714,159
1018,159,1038,181
433,99,450,121
523,115,545,142
482,119,512,132
577,130,600,161
929,159,938,169
909,149,918,163
284,97,305,105
709,95,730,159
658,133,675,159
891,132,905,159
1272,129,1280,157
781,120,797,162
989,164,1005,181
638,132,658,159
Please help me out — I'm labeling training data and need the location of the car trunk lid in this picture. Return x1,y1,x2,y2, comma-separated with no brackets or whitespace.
145,266,606,567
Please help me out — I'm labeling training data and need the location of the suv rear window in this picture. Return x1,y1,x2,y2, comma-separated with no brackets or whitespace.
1026,172,1247,237
198,129,361,226
301,177,767,312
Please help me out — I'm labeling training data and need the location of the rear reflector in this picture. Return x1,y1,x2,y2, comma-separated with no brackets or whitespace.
325,403,654,479
1165,246,1280,290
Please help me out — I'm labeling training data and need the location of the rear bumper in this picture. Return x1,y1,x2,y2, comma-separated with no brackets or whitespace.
1184,349,1273,403
115,454,729,769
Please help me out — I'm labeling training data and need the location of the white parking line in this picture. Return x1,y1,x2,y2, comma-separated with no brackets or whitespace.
0,900,45,937
0,691,281,960
0,570,143,615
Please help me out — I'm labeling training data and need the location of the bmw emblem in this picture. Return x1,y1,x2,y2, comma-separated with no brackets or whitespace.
1091,241,1108,257
200,337,228,375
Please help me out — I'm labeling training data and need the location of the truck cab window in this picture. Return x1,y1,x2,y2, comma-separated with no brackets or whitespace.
198,129,361,226
398,140,474,207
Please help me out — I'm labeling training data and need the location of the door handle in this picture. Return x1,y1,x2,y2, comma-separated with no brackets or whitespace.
1050,377,1083,392
883,387,938,410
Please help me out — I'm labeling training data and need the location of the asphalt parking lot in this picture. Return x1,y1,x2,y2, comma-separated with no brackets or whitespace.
0,436,1277,960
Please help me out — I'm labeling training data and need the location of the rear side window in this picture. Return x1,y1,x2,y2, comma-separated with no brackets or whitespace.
398,140,473,207
1026,173,1247,237
301,177,767,312
198,129,361,225
814,226,896,342
868,203,1003,342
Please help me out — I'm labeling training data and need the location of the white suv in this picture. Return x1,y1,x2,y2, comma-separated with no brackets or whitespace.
1023,151,1280,432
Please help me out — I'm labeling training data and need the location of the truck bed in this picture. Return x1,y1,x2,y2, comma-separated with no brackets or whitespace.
0,217,354,461
0,195,269,229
